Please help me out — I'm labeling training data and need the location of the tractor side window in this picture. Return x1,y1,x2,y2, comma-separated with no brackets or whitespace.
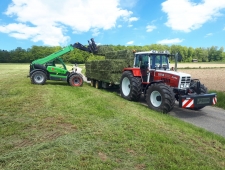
140,55,149,69
134,54,140,67
155,55,161,68
134,54,150,69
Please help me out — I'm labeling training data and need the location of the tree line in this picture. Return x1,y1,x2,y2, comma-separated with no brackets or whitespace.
0,44,224,63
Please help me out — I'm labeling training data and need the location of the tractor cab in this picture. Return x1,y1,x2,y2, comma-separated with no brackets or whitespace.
133,50,170,83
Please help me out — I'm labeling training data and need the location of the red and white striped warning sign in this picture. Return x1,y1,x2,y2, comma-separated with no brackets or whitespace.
182,99,194,108
213,97,217,105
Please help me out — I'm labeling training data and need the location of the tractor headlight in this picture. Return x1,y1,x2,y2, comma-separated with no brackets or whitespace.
180,84,184,88
186,84,189,88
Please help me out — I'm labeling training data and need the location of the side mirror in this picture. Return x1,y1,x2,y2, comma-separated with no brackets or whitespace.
175,53,182,62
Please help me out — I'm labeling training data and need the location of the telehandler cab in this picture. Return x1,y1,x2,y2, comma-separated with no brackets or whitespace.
28,38,97,86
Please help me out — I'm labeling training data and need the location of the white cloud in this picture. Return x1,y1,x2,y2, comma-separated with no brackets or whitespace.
146,25,156,32
126,41,134,45
129,17,139,22
157,38,184,44
118,25,122,28
204,33,213,37
0,0,135,46
162,0,225,32
128,24,133,27
91,28,100,37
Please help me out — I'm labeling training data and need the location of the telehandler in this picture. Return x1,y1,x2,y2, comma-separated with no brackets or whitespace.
28,38,97,86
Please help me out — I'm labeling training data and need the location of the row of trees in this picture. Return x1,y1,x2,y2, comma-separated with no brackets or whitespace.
0,44,224,63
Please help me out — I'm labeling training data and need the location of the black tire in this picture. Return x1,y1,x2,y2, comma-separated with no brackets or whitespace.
31,71,47,85
69,74,83,87
91,79,95,87
190,80,208,110
146,83,175,113
95,81,101,89
120,71,142,101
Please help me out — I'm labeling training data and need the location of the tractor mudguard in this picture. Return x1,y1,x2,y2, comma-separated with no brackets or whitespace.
28,69,48,78
69,72,83,78
143,80,163,96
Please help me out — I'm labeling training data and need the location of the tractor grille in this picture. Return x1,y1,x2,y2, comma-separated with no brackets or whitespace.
180,76,191,88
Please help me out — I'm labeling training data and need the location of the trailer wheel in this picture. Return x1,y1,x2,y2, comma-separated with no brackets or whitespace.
31,71,47,85
190,80,208,110
120,71,142,101
69,74,83,87
91,79,95,87
146,83,175,113
95,81,101,89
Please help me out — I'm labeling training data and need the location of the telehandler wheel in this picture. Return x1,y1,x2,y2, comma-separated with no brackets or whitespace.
190,80,208,110
146,83,175,113
91,79,95,87
95,81,101,89
31,71,47,85
69,74,83,87
120,71,142,101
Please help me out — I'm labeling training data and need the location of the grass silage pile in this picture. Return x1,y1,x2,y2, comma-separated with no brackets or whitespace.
85,49,134,84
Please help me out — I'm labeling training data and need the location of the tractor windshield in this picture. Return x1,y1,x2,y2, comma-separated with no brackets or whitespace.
151,54,169,70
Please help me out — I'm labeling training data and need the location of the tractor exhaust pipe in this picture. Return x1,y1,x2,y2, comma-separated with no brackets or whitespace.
175,53,178,71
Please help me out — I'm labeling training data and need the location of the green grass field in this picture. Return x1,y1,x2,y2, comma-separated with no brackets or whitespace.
0,64,225,170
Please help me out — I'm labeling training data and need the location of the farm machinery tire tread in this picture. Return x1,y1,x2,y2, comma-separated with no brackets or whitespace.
146,83,175,113
69,74,83,87
120,71,142,101
31,71,47,85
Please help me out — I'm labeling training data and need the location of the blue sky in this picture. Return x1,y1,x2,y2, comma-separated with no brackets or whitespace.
0,0,225,51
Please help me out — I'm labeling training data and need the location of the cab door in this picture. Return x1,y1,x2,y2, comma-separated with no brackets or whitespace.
139,54,150,83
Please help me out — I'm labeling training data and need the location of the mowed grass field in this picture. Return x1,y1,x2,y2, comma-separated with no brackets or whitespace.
0,63,225,170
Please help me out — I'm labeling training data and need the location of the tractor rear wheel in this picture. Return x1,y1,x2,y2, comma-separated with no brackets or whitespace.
120,71,142,101
190,80,208,110
31,71,47,85
146,83,175,113
69,74,83,87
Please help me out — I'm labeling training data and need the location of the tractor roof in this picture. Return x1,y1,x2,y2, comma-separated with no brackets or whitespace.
135,50,170,55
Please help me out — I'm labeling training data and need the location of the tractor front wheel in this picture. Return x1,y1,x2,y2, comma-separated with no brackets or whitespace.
120,71,142,101
146,83,175,113
31,71,47,85
69,74,83,87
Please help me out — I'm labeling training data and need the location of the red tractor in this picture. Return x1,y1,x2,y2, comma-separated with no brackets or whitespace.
120,50,217,113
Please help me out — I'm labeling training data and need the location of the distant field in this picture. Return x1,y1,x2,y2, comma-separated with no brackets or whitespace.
171,63,225,68
176,68,225,92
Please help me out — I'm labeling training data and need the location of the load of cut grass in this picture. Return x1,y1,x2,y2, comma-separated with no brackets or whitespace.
85,50,134,83
97,45,115,56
